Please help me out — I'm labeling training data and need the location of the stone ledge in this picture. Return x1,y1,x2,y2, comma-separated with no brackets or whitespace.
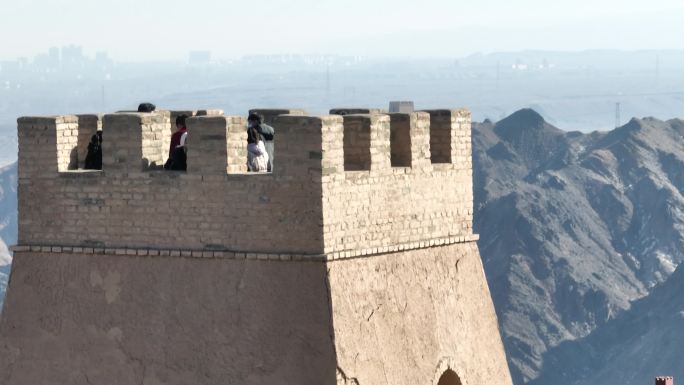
9,234,479,262
326,234,479,261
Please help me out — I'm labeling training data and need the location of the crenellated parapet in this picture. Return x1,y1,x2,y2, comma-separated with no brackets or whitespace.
18,115,82,178
16,107,474,257
312,110,474,254
103,112,170,172
424,109,472,166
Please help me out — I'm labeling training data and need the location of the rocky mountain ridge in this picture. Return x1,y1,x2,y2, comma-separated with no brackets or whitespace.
474,110,684,384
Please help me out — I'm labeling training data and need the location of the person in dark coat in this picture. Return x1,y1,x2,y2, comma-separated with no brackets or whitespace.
164,114,188,171
84,130,102,170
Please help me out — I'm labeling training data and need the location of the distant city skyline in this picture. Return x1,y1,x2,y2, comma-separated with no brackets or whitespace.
5,46,684,71
2,0,684,61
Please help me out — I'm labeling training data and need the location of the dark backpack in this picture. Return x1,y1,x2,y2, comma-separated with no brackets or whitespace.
137,102,156,113
257,124,274,141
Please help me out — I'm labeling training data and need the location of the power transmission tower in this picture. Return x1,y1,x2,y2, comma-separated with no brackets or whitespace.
325,63,331,101
496,61,500,90
615,102,621,128
655,54,661,87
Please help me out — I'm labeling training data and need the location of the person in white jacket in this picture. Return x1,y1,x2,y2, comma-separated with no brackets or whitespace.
248,113,275,171
247,126,269,172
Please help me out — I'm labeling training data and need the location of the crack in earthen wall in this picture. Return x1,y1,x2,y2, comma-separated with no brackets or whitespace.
366,304,382,321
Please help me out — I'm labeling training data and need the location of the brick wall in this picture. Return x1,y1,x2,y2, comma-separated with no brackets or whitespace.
319,110,473,254
17,116,77,178
17,112,325,254
17,108,474,256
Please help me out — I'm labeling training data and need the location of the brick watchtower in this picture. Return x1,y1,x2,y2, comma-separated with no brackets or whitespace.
0,107,512,385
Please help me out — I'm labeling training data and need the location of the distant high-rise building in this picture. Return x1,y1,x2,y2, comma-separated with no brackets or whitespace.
61,45,84,66
48,47,60,67
34,47,61,70
94,51,112,68
17,57,28,69
33,54,50,69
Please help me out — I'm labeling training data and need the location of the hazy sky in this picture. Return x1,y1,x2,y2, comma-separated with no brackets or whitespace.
2,0,684,60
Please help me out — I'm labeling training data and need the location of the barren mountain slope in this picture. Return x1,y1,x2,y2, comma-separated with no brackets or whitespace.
474,111,684,383
531,261,684,385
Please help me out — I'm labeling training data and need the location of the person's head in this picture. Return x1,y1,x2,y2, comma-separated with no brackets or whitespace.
176,114,188,130
90,130,103,144
247,126,261,144
247,113,262,128
137,102,156,113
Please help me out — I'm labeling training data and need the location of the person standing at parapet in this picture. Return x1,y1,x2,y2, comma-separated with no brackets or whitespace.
247,126,269,172
84,130,102,170
247,113,274,172
164,114,188,171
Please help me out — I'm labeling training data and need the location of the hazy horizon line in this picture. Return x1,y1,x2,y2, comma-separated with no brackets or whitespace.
4,47,684,64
